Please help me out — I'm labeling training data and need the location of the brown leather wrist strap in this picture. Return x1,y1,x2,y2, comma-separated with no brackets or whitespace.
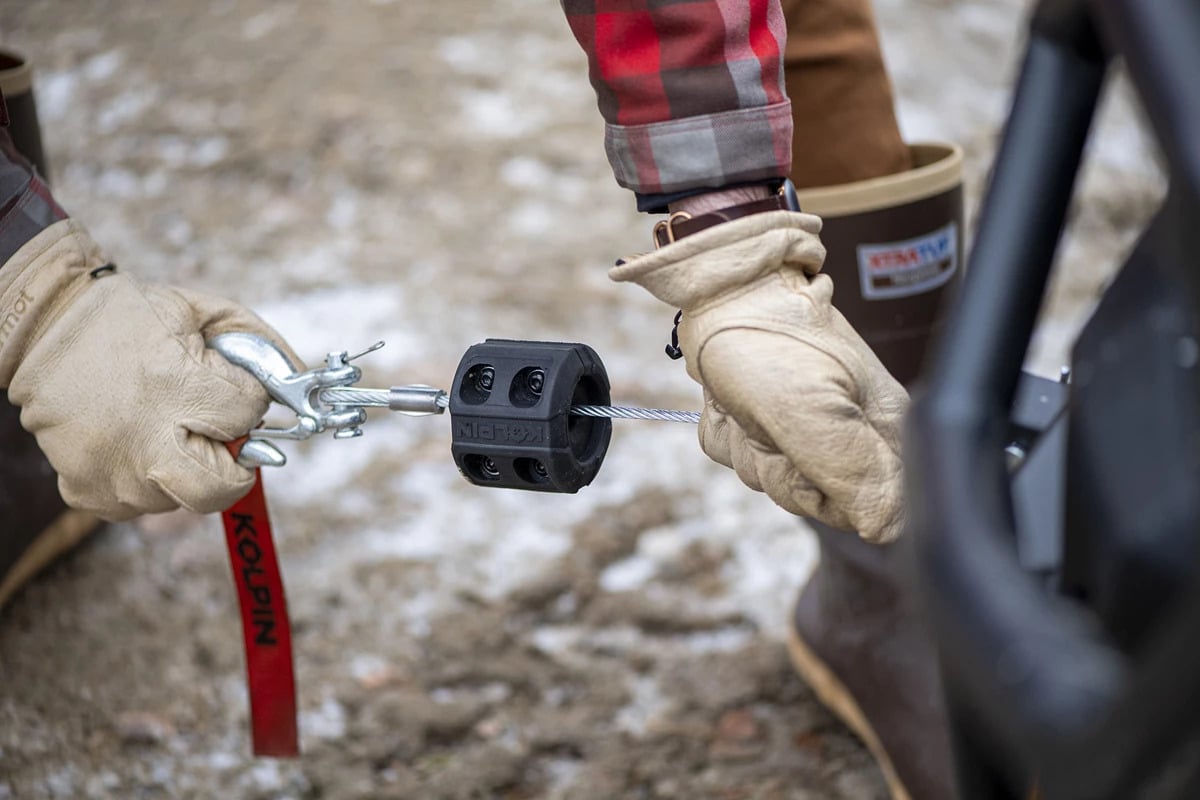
652,181,800,248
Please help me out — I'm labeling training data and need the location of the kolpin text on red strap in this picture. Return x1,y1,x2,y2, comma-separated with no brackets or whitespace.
221,440,298,757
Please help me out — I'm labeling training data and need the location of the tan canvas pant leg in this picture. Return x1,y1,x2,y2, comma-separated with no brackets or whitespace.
781,0,912,188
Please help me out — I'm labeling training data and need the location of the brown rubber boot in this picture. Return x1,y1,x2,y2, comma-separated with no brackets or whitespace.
0,50,101,610
789,525,954,800
786,149,964,800
778,2,962,796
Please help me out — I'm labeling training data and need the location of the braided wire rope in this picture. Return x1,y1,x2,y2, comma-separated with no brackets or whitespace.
318,388,699,424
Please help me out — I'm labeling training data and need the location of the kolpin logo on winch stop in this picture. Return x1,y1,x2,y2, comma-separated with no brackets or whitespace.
449,339,612,493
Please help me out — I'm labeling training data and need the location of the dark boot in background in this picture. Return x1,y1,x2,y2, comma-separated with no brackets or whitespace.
779,2,963,797
0,50,100,610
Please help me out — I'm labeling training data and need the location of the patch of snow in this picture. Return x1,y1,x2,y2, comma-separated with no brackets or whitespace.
36,70,79,122
300,697,348,743
325,192,360,231
530,626,578,656
97,88,158,134
244,760,285,792
614,674,672,737
93,168,141,198
681,627,756,653
438,36,503,76
500,156,555,188
599,554,657,593
42,767,78,798
506,200,556,237
348,653,391,683
544,757,584,794
456,89,542,140
242,8,293,41
82,50,123,82
204,751,241,772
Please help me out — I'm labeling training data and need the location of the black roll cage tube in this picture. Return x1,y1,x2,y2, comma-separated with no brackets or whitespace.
907,0,1200,797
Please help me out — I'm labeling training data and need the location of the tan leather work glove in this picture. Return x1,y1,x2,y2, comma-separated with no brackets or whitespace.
611,211,909,543
0,220,299,521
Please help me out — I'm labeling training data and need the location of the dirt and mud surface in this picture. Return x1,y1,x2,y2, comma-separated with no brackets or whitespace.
0,1,1163,798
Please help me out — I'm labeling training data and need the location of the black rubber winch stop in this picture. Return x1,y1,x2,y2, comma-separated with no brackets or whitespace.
449,339,612,493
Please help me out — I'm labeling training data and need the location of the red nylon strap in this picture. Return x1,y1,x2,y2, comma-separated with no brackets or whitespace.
220,442,299,757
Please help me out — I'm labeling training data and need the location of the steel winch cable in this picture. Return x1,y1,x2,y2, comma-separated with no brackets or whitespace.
568,404,700,424
317,388,400,407
317,387,700,424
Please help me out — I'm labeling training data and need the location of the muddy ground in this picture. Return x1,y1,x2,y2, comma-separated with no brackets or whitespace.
0,1,1163,798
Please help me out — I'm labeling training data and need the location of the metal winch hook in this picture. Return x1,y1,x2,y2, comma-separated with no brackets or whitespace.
211,332,370,467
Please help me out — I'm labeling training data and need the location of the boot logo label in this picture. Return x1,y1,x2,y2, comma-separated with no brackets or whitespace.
856,222,957,300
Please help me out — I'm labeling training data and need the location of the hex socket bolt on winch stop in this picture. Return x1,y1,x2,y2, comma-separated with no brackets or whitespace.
211,334,669,494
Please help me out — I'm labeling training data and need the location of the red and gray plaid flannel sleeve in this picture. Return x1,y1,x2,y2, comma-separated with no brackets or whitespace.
562,0,792,197
0,125,67,267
